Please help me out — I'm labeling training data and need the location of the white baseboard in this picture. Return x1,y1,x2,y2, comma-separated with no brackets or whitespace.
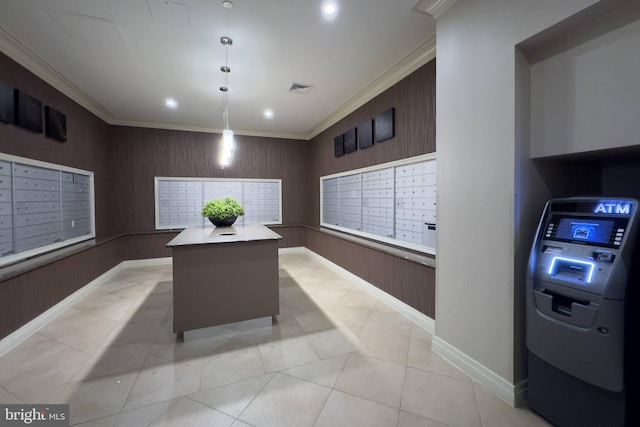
432,335,526,407
278,247,306,255
121,257,172,268
0,257,175,357
301,248,435,335
0,262,126,358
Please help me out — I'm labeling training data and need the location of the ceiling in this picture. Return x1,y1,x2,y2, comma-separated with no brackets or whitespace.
0,0,436,140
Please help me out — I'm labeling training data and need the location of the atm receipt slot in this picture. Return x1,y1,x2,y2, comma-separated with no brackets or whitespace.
592,251,614,263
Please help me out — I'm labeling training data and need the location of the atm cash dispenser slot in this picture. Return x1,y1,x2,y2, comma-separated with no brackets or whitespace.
533,287,596,328
547,256,595,284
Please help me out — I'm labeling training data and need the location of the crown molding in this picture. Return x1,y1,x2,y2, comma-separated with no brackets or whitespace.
1,23,435,142
412,0,458,19
110,118,308,141
305,35,436,140
0,25,114,123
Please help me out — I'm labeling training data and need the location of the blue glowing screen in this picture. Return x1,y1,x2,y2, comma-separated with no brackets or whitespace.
555,218,615,244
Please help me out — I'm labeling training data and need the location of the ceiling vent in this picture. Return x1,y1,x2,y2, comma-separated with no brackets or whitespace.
288,82,313,95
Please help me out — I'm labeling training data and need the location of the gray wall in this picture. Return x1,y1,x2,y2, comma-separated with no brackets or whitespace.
530,2,640,158
435,0,599,398
437,0,640,404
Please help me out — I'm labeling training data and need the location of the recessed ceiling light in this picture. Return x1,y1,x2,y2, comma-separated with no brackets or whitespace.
264,109,274,119
322,1,338,18
222,1,233,9
165,98,178,109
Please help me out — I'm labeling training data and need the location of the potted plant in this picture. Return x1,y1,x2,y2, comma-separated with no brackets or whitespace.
201,196,245,227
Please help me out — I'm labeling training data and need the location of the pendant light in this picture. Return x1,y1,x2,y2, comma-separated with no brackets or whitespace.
218,2,234,167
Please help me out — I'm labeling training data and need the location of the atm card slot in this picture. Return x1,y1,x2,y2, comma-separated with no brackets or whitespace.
542,245,562,254
548,256,595,284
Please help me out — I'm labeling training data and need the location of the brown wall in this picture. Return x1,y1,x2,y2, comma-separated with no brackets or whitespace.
309,60,436,224
306,229,436,317
0,53,115,237
306,60,437,318
0,238,125,338
108,127,311,233
0,52,120,338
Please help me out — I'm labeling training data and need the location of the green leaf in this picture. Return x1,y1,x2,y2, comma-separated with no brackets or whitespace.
201,196,245,219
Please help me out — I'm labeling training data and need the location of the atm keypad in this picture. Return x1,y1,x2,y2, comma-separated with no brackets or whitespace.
545,223,556,238
611,229,624,245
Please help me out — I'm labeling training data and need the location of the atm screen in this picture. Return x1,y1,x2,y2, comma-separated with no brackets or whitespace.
554,218,615,244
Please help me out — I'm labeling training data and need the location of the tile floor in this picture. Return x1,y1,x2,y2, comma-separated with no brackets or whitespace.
0,252,552,426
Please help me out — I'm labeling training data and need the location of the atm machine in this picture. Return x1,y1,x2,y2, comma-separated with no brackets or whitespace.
526,197,639,427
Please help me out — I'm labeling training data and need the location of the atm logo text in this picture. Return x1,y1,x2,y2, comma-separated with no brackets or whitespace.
594,203,631,215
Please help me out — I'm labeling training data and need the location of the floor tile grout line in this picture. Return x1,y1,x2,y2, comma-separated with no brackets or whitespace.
356,299,377,339
331,351,354,393
37,315,119,358
348,349,408,370
143,398,181,427
407,362,474,384
471,380,486,427
397,323,412,426
118,351,155,414
189,372,276,419
310,385,332,427
329,381,405,413
0,383,23,404
182,394,237,423
235,371,279,423
67,398,172,427
67,344,153,385
254,341,268,389
398,362,410,425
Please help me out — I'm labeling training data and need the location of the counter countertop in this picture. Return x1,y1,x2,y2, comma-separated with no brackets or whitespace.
166,224,282,247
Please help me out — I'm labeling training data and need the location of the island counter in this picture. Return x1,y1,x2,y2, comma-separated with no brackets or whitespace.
167,224,282,333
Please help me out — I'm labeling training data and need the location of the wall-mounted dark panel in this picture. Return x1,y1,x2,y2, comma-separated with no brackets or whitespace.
375,107,395,142
308,60,436,225
344,127,357,154
0,79,14,124
357,119,374,149
45,106,67,142
334,134,344,157
15,89,42,133
0,52,113,237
